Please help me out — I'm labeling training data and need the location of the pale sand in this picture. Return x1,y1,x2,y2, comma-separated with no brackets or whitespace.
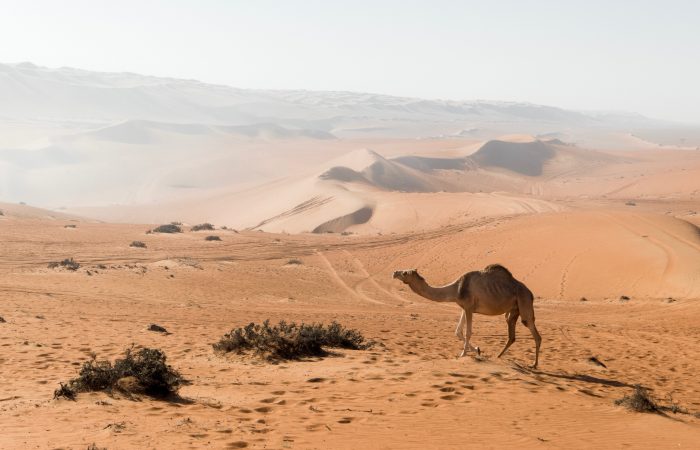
1,206,699,449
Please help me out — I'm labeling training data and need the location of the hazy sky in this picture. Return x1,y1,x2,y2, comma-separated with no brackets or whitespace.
2,0,699,122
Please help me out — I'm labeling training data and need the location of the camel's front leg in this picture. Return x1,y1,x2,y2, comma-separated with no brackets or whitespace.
459,311,480,357
454,310,466,341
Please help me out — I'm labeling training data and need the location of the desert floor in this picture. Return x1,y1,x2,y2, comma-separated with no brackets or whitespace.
2,207,700,449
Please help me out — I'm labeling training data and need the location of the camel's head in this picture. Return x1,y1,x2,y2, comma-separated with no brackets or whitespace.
392,269,422,284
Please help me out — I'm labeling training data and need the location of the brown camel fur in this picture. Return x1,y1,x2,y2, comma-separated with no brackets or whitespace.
393,264,542,368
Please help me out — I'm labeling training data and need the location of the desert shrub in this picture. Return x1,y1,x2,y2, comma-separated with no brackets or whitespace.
213,320,372,361
54,347,181,399
64,224,77,228
87,444,107,450
0,210,4,216
147,323,167,333
152,224,182,234
48,258,80,271
0,316,5,323
205,235,221,241
625,201,637,206
130,241,147,248
191,223,215,231
287,258,303,265
615,385,658,413
620,295,630,301
53,382,76,400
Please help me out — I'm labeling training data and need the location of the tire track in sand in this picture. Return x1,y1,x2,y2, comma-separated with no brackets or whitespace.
316,251,386,305
342,250,413,305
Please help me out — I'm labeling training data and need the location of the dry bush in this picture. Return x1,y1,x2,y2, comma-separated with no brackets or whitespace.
54,347,181,400
130,241,147,248
152,224,182,233
615,385,658,413
205,235,221,241
286,258,303,265
191,223,215,231
147,324,167,333
87,444,107,450
213,320,372,361
48,258,80,271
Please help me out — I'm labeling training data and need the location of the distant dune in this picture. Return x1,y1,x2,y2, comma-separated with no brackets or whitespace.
471,140,555,176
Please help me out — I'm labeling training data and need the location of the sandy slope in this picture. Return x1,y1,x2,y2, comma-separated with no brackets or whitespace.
1,208,700,449
63,138,700,238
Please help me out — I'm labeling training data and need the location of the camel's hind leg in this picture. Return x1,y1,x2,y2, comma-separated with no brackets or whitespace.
517,292,542,368
525,320,542,368
497,309,519,359
519,311,542,368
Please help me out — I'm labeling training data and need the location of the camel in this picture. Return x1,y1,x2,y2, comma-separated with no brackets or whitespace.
393,264,542,367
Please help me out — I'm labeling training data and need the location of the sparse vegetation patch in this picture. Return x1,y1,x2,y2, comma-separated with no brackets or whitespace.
286,258,303,265
54,347,181,399
130,240,147,248
191,223,215,231
147,324,168,333
48,258,80,271
205,235,221,241
615,385,658,413
151,224,182,234
213,320,373,361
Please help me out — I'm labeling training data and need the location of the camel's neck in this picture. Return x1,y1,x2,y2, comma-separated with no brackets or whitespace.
406,277,459,302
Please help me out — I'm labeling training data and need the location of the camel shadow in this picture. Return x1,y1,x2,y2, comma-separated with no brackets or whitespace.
510,362,634,388
509,362,693,422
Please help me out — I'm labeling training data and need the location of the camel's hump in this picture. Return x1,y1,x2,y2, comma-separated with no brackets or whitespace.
482,264,513,277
